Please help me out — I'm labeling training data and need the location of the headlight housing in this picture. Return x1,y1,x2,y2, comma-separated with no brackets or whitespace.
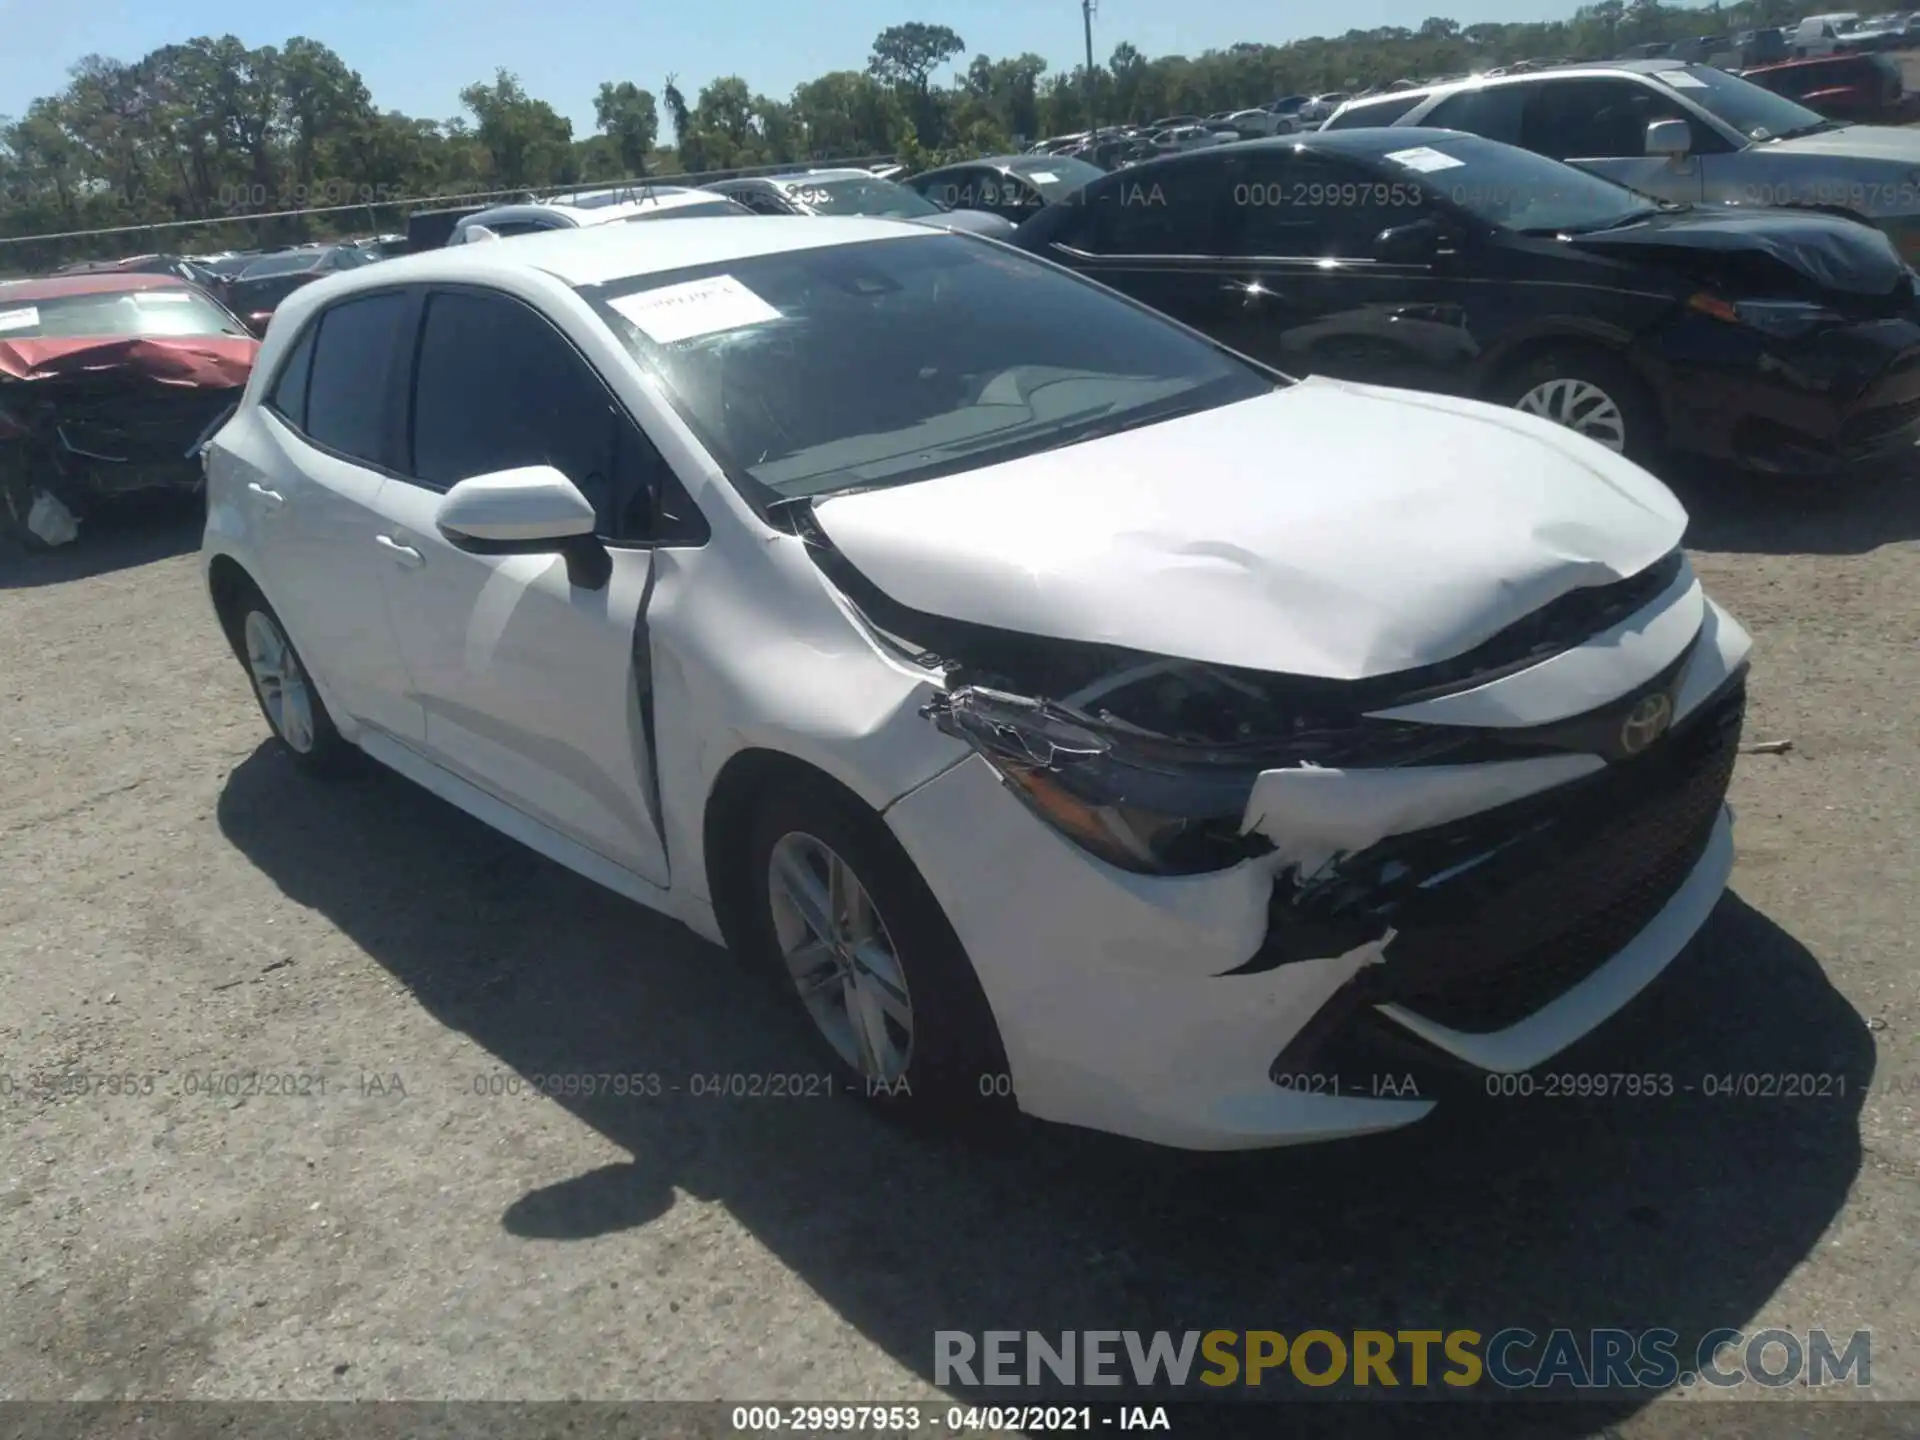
926,685,1265,874
1688,292,1840,338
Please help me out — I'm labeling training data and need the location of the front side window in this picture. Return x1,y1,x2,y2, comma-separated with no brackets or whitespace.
304,291,408,465
1517,78,1718,159
577,233,1275,505
408,288,667,541
1226,153,1435,257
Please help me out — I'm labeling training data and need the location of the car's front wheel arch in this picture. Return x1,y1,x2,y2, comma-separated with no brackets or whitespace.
704,749,1016,1128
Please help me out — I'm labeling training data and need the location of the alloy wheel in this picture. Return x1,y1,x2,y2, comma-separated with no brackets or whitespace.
766,831,915,1084
1514,377,1627,453
243,610,316,754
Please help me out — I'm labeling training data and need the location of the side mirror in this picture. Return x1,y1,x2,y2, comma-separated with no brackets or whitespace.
1373,218,1444,264
1646,118,1693,158
436,465,596,545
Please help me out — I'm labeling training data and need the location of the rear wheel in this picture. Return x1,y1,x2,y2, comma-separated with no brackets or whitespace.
223,581,357,776
1491,347,1663,467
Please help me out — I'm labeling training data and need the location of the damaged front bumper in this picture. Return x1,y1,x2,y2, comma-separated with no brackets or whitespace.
884,590,1752,1151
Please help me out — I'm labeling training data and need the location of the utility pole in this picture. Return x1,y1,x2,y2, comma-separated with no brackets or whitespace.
1083,0,1098,139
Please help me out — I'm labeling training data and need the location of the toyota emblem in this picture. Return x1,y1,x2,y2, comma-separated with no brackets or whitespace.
1619,692,1674,755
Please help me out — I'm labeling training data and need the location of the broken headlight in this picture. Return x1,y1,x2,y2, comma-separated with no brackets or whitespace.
1688,292,1840,339
925,686,1271,875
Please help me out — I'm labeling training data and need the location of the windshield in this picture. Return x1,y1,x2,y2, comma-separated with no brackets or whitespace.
1009,155,1106,198
784,177,942,218
577,234,1273,504
1654,63,1829,140
0,287,248,340
1380,132,1663,232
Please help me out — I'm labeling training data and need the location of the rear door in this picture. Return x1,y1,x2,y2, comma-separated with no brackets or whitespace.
1212,149,1473,389
231,290,424,744
1038,156,1234,335
370,284,692,885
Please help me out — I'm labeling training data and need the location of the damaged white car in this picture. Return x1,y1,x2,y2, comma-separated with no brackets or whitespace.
201,216,1751,1150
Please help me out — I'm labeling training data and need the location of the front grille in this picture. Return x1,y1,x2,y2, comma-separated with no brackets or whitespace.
59,386,239,464
1256,676,1744,1040
1840,394,1920,450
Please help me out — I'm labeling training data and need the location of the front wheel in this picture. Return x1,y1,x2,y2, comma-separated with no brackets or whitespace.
1490,347,1663,468
741,780,1015,1132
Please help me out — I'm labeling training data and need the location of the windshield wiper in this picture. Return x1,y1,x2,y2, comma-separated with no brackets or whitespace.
1767,119,1844,141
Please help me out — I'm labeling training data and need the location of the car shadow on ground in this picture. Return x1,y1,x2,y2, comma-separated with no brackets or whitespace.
0,494,201,589
1662,452,1920,556
217,747,1872,1437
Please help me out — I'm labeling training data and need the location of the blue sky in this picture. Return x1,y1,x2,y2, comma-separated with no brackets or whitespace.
1,0,1592,137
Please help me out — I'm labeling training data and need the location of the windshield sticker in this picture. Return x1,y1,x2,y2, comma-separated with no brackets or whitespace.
1028,170,1061,184
609,273,782,345
0,306,40,332
134,291,196,303
1660,70,1708,87
1384,146,1465,173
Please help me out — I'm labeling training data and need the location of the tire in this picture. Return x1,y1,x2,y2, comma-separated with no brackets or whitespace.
221,580,358,776
1490,345,1664,468
740,778,1016,1133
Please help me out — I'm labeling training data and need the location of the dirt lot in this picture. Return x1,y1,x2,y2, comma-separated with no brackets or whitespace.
2,467,1919,1436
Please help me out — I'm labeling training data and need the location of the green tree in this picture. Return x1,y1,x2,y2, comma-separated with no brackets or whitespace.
458,69,573,188
594,81,658,176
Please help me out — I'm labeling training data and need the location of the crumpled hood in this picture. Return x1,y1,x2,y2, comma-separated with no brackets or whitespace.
0,335,257,387
809,377,1687,681
1761,123,1920,161
1566,205,1908,296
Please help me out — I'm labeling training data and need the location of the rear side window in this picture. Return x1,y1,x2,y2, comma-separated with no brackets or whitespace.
1072,159,1229,254
266,326,316,431
1322,94,1426,129
304,291,407,465
1422,86,1528,144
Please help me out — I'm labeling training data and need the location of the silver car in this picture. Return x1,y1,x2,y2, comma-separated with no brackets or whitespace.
1324,59,1920,261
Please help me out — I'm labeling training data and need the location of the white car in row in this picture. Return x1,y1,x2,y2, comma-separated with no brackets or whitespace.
200,217,1751,1150
447,185,751,244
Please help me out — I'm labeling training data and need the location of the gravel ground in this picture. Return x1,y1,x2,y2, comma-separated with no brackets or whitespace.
1,468,1918,1437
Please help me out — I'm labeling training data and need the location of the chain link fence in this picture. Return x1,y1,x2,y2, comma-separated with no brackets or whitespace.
0,154,904,274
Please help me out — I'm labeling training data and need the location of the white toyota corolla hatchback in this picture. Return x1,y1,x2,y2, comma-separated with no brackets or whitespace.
200,216,1751,1150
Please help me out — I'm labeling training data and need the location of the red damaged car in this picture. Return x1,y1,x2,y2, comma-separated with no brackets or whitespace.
0,271,257,549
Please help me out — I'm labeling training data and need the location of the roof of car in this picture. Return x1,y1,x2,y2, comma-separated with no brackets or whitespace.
0,271,198,302
290,214,938,296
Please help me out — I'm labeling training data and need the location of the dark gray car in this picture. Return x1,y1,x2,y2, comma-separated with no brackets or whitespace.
901,154,1107,224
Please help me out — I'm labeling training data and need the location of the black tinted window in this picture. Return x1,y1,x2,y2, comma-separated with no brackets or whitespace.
1422,86,1528,144
305,292,406,464
409,289,665,541
1224,154,1432,257
267,325,315,430
1080,161,1226,254
1519,78,1708,159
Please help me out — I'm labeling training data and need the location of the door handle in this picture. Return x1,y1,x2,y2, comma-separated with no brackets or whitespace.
376,534,423,567
247,481,284,506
